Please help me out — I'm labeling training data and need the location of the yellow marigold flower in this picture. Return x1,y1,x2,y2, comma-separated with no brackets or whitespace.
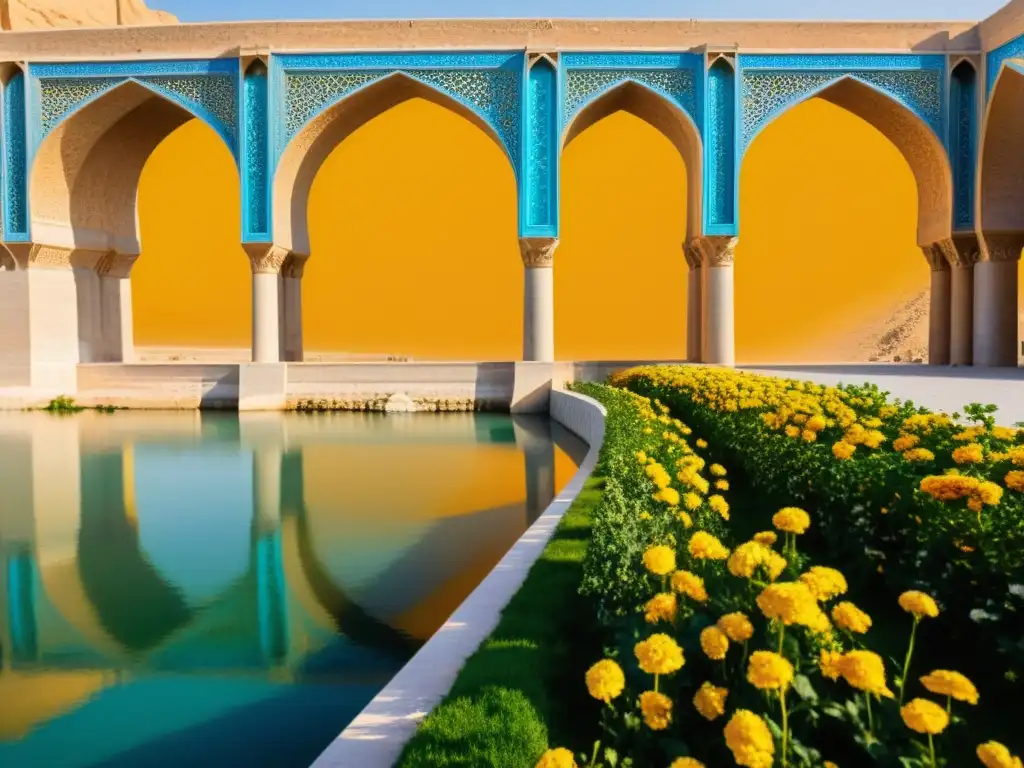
900,698,949,734
635,633,685,676
639,690,673,730
839,650,894,698
718,612,754,642
644,592,678,624
653,487,681,506
893,434,920,451
636,451,648,464
920,474,980,500
710,463,727,476
773,507,811,534
863,429,887,449
801,429,818,442
904,448,936,462
688,531,730,561
953,443,985,464
992,426,1018,441
832,601,872,634
920,670,979,705
709,494,730,520
669,758,706,768
807,415,827,432
832,441,857,460
824,762,839,768
671,570,709,602
753,531,777,547
535,747,577,768
1006,471,1024,492
585,659,625,703
715,479,730,491
683,491,703,510
899,590,940,619
756,582,819,627
800,566,849,601
1009,447,1024,466
642,545,677,576
747,650,793,690
977,481,1004,506
819,650,843,681
700,626,730,660
693,681,728,721
724,710,775,768
785,425,801,438
696,438,708,448
977,742,1024,768
729,541,775,579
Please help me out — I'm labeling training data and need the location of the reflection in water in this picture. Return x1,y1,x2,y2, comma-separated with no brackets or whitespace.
0,411,585,767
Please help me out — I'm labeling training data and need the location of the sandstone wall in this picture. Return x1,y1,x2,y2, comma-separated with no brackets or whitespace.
0,0,175,30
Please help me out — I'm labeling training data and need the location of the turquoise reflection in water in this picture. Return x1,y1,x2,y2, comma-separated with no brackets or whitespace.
0,411,585,768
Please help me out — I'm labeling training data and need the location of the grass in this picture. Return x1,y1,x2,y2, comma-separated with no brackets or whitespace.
396,477,606,768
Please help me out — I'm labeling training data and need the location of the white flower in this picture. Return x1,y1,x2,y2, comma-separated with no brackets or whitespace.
1009,584,1024,598
969,608,998,623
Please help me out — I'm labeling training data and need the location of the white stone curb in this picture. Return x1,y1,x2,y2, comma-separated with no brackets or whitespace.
308,389,607,768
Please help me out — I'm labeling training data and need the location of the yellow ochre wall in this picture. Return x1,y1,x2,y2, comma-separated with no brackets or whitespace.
132,97,1024,362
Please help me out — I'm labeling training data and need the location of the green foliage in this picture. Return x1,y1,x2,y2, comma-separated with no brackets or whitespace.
43,395,84,413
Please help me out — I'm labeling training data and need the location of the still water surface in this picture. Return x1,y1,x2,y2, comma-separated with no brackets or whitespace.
0,410,585,768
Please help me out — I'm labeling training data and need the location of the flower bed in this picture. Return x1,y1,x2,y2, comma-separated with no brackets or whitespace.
532,379,1022,768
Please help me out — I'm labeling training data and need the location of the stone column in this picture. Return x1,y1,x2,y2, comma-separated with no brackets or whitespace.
96,250,138,363
683,243,703,362
243,244,288,364
975,232,1023,367
920,241,952,366
694,236,737,367
0,244,88,391
519,237,557,362
280,253,307,363
949,234,980,366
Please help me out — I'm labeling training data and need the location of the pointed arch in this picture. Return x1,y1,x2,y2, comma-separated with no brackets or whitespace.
979,62,1024,233
745,75,953,246
29,79,238,254
562,79,704,239
272,71,516,255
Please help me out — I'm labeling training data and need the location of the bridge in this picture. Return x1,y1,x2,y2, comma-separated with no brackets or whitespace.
1,2,1023,404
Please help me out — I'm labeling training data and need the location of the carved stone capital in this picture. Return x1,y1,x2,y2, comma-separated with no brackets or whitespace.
920,239,954,272
682,242,702,270
519,237,558,269
96,250,139,278
949,233,981,268
281,252,309,279
243,243,291,275
691,235,737,268
980,231,1024,263
2,243,113,271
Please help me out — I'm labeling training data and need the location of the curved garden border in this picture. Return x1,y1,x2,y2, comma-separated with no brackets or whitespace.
309,389,607,768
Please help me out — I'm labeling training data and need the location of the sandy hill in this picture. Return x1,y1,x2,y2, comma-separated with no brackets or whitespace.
1,0,176,29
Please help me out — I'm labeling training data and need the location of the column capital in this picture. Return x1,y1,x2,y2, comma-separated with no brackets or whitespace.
96,250,139,278
980,230,1024,263
920,239,954,272
949,233,981,268
518,236,558,269
243,243,291,275
2,243,111,271
281,252,309,279
682,242,703,270
692,235,737,268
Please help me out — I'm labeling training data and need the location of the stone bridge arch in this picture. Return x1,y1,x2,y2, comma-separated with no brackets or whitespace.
743,73,953,248
273,70,517,257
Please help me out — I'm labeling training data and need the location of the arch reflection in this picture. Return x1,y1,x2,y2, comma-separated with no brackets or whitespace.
0,409,579,766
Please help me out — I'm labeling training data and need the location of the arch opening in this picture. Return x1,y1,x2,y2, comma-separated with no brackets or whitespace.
296,79,520,360
27,80,250,360
738,92,934,364
558,81,696,360
274,72,515,257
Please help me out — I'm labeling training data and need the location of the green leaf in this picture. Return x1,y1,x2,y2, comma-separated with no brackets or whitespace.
791,674,818,702
604,747,619,767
